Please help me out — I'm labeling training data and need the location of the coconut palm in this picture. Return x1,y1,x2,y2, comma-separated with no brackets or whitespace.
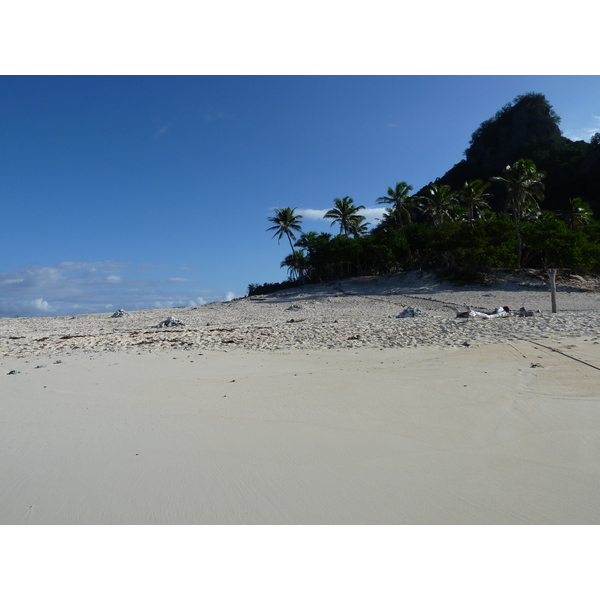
558,197,593,230
415,183,458,226
376,182,416,231
459,179,491,226
267,207,303,255
281,250,308,282
294,231,320,253
350,217,370,238
378,206,401,230
376,181,416,264
491,159,545,268
324,196,365,236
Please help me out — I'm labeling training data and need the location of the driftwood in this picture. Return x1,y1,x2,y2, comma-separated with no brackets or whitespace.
448,306,510,319
466,307,510,319
548,269,557,313
449,305,539,319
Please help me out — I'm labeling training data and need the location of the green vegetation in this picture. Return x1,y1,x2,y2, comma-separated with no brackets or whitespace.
254,93,600,296
324,196,367,237
491,158,545,268
266,207,303,254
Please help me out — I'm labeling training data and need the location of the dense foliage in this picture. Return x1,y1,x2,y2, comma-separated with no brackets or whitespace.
254,93,600,296
247,280,301,296
253,211,600,295
437,93,600,213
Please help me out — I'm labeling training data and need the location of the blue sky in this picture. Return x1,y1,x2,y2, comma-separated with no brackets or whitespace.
1,75,599,316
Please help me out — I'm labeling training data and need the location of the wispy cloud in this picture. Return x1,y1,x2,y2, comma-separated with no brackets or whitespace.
361,208,387,221
153,122,171,138
298,208,328,220
563,115,600,142
0,262,238,317
298,207,386,222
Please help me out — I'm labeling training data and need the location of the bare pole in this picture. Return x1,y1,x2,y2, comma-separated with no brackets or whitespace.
548,268,557,313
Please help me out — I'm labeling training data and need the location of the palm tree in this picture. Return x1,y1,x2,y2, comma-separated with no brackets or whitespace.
376,181,416,264
558,197,593,230
324,196,365,236
295,231,320,253
376,182,416,230
491,159,545,268
267,207,303,255
459,179,491,226
281,250,308,282
295,231,332,282
350,217,370,238
416,183,458,226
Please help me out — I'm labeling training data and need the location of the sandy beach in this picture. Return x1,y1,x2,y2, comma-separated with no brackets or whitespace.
2,271,600,524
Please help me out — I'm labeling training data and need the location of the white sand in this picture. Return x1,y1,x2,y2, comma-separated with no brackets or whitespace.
2,271,600,524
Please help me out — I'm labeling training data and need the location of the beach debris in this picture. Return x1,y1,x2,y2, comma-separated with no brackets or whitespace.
450,306,511,319
468,307,510,319
7,370,20,375
286,304,303,311
530,362,544,368
111,309,129,318
397,307,428,318
157,316,186,328
548,268,557,313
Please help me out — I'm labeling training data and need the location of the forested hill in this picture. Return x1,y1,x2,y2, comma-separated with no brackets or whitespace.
431,93,600,214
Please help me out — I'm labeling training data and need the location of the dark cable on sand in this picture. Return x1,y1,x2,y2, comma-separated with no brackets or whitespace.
527,340,600,372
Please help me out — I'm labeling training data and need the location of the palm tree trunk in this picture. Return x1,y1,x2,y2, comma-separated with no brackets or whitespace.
398,216,413,268
512,211,522,269
286,233,295,256
286,234,305,284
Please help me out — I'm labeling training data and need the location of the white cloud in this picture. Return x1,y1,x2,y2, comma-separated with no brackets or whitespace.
57,260,129,272
563,115,600,142
298,207,386,222
0,297,53,317
185,296,207,307
225,291,236,301
0,262,237,317
31,298,51,312
361,207,386,221
299,208,328,220
164,278,193,283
